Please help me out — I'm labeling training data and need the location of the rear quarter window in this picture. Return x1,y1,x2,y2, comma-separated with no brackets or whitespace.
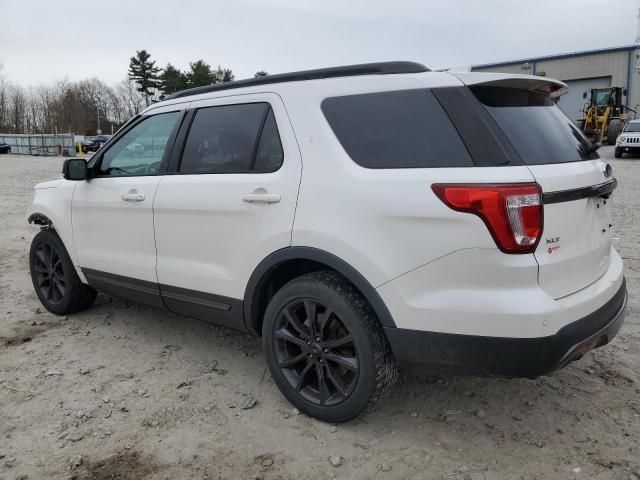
321,89,474,168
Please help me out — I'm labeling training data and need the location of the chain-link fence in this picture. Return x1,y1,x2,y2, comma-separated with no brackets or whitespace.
0,133,76,156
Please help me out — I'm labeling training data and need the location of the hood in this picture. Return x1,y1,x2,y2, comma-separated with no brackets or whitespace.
34,178,64,190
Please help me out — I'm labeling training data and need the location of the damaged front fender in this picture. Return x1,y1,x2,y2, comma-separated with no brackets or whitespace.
28,213,53,227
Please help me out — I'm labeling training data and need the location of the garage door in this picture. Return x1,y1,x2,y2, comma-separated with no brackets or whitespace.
557,76,611,125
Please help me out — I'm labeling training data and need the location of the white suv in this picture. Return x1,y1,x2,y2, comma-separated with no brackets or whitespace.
28,62,627,422
615,119,640,158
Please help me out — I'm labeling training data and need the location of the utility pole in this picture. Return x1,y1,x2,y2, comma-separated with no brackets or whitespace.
636,7,640,44
94,92,102,135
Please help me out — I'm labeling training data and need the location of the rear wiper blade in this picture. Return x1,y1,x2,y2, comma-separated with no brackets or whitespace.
583,142,601,155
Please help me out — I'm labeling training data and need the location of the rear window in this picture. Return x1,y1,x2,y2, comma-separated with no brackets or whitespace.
321,89,473,168
471,86,598,165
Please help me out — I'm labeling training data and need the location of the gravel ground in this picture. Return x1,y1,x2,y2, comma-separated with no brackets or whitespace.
0,147,639,480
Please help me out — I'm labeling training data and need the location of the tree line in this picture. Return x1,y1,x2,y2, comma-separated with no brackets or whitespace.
0,51,268,136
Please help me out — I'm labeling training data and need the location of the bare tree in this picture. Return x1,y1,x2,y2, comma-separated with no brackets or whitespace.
0,63,9,132
10,85,27,133
116,78,145,119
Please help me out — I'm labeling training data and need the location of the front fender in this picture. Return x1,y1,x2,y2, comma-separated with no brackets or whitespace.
27,181,78,265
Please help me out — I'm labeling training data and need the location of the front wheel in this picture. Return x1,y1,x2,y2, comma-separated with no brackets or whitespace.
262,271,397,423
29,229,97,315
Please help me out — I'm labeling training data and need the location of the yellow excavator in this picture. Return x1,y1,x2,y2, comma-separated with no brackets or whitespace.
579,87,631,144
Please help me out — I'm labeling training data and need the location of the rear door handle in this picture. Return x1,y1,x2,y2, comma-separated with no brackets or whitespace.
121,190,145,202
242,192,281,204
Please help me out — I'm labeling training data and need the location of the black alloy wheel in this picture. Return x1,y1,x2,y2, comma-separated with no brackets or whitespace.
32,242,66,304
29,229,97,315
274,298,359,406
263,271,397,422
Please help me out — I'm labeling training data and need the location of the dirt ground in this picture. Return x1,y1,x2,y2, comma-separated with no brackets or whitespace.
0,147,639,480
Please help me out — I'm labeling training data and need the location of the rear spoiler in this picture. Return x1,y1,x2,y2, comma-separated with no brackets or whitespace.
451,72,568,98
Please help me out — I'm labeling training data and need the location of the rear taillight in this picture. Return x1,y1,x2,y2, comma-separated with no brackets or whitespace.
432,183,543,254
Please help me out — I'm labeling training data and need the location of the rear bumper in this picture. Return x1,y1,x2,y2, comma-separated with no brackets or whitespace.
384,278,627,378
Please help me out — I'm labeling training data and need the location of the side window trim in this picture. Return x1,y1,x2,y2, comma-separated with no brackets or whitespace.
249,106,271,171
91,109,186,178
167,108,196,173
170,101,284,175
432,87,523,167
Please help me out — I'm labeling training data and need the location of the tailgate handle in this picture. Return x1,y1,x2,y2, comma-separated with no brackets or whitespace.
542,179,617,205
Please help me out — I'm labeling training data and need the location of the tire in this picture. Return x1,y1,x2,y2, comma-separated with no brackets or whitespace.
29,229,97,315
615,148,623,159
262,271,397,423
607,119,623,145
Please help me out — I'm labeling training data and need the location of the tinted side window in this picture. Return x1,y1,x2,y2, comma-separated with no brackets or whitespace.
99,111,181,176
253,108,284,172
321,89,473,168
180,103,270,174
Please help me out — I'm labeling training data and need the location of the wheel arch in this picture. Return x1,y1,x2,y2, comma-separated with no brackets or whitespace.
243,246,397,335
28,212,54,228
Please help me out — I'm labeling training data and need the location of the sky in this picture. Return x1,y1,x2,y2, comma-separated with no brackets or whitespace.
1,0,640,87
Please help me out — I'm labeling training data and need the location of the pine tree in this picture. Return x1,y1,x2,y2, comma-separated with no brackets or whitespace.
254,70,269,77
128,50,161,106
186,60,216,88
214,66,235,83
159,63,187,97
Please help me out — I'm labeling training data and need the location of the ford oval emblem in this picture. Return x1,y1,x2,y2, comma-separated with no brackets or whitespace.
604,163,613,178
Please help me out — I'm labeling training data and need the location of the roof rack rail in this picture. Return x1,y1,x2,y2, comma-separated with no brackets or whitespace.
164,61,430,100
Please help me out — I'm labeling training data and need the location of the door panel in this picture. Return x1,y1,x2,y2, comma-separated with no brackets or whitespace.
72,109,183,289
73,176,162,282
154,94,302,316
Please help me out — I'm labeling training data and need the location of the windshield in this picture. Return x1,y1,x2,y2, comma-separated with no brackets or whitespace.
471,86,598,165
624,122,640,133
593,91,613,106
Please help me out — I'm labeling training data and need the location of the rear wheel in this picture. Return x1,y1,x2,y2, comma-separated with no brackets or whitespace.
607,119,623,145
29,229,97,315
615,148,623,158
262,271,397,423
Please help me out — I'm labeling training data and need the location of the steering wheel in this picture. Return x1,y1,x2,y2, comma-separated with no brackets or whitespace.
144,161,161,175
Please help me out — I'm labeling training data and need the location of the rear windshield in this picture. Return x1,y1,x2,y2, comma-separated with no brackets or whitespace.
321,89,473,168
471,86,598,165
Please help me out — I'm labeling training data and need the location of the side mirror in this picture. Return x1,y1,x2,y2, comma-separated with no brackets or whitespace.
63,158,89,181
582,92,588,99
623,88,628,96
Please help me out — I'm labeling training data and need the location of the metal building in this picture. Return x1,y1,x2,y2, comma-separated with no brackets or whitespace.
471,45,640,124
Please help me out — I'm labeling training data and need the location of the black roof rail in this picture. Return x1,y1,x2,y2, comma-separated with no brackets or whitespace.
164,61,430,100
